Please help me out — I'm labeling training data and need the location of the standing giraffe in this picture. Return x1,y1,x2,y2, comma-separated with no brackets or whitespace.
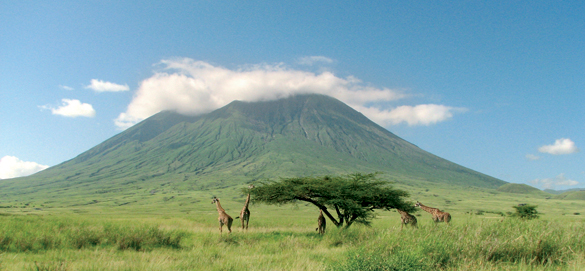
236,184,254,230
415,201,451,224
316,209,326,234
211,197,233,234
396,209,418,229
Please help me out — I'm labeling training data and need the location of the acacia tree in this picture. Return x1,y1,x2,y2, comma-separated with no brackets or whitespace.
512,204,539,220
243,173,415,228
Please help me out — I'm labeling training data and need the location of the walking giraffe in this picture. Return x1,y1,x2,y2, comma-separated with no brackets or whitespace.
211,197,233,234
396,209,417,229
316,209,326,235
415,201,451,224
236,184,254,230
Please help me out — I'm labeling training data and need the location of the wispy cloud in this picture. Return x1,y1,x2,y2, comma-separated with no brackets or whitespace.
525,154,541,161
41,99,96,118
59,85,74,90
85,79,129,92
114,58,464,129
0,156,49,179
538,138,579,155
529,173,579,189
297,56,334,66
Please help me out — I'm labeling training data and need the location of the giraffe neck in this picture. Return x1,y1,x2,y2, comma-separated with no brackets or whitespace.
244,193,251,209
418,203,438,214
215,200,225,213
396,209,407,216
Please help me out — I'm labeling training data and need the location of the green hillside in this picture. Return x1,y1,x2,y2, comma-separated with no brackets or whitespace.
554,190,585,200
545,188,585,195
0,94,505,204
496,183,549,196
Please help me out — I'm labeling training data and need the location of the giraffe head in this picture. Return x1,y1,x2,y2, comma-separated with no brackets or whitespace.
212,197,219,204
414,201,422,207
248,184,255,189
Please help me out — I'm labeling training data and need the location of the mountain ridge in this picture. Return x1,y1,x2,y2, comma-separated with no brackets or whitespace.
1,94,505,200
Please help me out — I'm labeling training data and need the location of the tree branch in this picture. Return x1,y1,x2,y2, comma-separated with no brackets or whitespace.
346,213,359,228
294,196,341,227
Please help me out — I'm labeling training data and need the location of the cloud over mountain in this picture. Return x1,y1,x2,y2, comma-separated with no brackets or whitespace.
115,58,463,129
358,104,467,126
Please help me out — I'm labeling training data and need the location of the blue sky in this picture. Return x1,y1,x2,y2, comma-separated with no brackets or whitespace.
1,1,583,190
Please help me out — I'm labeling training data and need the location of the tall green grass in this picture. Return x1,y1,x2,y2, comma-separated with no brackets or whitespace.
329,218,585,270
1,213,584,270
0,216,184,253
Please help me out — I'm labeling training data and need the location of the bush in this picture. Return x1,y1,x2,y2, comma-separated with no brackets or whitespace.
512,205,539,220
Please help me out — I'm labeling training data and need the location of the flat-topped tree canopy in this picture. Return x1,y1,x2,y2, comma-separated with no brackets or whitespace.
245,173,415,228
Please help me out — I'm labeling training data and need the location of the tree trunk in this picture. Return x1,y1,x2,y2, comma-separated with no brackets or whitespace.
335,205,345,227
346,214,359,228
295,196,342,227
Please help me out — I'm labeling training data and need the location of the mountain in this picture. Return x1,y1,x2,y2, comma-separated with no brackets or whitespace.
496,183,550,196
553,191,585,200
544,188,585,195
1,94,505,201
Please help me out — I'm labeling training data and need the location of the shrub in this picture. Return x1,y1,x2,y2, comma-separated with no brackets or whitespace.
70,228,103,249
511,205,539,220
117,235,143,251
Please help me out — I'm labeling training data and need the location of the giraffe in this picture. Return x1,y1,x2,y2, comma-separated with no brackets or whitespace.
211,197,233,234
236,184,254,230
415,201,451,224
316,209,326,235
396,209,418,229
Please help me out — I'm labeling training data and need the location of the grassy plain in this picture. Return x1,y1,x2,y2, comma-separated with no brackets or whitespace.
1,182,585,270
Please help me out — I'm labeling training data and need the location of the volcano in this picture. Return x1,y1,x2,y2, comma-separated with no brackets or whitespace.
2,94,505,199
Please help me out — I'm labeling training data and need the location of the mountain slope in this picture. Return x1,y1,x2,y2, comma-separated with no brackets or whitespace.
1,94,505,200
554,191,585,200
496,183,550,197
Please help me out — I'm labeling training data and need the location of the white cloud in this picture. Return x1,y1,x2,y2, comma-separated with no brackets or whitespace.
538,138,579,155
59,85,74,90
85,79,129,92
525,154,541,161
356,104,467,126
297,56,334,66
42,99,96,118
0,156,49,179
529,173,579,189
115,58,462,129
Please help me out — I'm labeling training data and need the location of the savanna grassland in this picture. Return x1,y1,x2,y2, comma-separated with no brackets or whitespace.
1,183,585,271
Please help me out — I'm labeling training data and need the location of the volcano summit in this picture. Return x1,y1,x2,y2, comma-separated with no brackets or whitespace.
2,94,504,199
